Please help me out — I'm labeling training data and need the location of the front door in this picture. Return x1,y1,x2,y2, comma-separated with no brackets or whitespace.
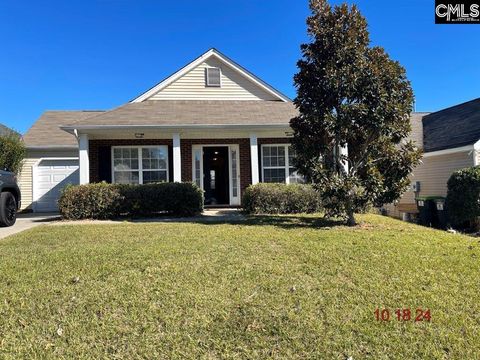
192,144,241,206
203,146,229,205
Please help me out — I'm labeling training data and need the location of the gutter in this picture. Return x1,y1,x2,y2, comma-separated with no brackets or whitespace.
422,145,474,158
27,145,78,150
60,123,292,133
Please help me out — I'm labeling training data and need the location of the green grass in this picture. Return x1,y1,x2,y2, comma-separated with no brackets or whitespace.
0,214,479,359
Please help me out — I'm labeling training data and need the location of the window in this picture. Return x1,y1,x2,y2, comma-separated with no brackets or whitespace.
261,144,305,184
112,146,168,184
206,67,221,87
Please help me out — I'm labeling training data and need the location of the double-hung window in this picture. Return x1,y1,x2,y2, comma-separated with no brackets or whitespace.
261,144,304,184
112,146,169,184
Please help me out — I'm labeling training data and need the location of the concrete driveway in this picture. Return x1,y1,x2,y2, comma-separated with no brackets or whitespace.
0,213,60,240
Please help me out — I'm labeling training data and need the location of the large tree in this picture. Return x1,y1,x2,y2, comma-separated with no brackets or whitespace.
290,0,421,226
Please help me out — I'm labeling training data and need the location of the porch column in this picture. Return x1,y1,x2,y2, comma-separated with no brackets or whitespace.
339,144,349,175
250,133,259,184
173,133,182,182
78,133,90,184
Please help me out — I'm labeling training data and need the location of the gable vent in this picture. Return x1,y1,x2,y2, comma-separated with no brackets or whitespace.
205,67,221,87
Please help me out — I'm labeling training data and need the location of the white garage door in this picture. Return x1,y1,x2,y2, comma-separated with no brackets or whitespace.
34,159,79,212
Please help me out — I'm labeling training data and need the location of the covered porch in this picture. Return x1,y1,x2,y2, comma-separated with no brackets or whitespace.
67,126,291,206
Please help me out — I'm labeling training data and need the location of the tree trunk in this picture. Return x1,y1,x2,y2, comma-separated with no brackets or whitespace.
347,209,356,226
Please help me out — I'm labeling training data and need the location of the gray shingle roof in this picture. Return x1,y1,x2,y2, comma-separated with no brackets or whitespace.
64,100,298,127
0,123,19,137
23,111,104,147
422,98,480,152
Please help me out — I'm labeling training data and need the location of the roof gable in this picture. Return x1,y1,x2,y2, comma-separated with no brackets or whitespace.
132,49,290,103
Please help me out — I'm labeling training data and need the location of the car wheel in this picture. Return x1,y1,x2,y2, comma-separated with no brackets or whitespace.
0,192,17,227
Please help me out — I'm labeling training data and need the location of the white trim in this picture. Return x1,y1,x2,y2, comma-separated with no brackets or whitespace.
192,145,204,190
228,144,241,205
130,48,290,103
172,133,182,182
191,144,241,206
474,139,480,166
32,157,79,212
111,145,169,184
78,134,89,184
250,134,259,185
474,139,480,151
423,145,474,158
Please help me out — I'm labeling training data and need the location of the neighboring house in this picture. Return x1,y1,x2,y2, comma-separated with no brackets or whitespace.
386,98,480,218
0,123,20,137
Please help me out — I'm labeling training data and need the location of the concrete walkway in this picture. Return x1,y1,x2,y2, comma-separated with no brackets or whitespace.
51,208,246,226
0,213,60,239
0,209,245,238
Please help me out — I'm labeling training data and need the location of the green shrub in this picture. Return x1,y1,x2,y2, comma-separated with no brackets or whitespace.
242,183,321,214
59,182,204,220
446,166,480,228
0,133,26,174
58,183,123,220
116,182,204,217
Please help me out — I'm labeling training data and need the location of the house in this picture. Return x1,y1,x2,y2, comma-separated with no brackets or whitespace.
386,98,480,218
20,48,476,214
0,123,20,137
20,49,299,212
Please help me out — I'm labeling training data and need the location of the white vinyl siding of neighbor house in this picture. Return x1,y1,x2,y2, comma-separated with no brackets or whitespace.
386,150,474,218
404,150,474,202
147,57,278,101
17,149,78,210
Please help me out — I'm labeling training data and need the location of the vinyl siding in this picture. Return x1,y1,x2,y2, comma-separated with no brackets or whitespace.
148,58,278,101
386,150,474,218
18,149,78,210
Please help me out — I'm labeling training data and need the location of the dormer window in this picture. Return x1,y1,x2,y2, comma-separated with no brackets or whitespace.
206,67,221,87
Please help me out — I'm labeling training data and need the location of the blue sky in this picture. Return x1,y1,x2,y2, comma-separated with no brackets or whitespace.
1,0,479,134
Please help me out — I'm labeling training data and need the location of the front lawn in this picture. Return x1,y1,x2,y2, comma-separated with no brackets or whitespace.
0,214,479,358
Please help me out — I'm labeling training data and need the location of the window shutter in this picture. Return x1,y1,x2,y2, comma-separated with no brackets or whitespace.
205,67,221,87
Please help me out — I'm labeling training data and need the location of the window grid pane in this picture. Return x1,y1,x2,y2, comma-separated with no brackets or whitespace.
113,147,168,184
263,168,286,183
262,145,288,184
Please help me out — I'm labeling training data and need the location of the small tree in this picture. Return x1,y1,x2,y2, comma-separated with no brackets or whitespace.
0,132,26,174
291,0,421,225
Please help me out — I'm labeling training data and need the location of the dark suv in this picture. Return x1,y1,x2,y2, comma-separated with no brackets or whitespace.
0,170,21,227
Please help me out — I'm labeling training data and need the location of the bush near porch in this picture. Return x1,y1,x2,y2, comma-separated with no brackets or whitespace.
58,182,204,220
242,183,321,214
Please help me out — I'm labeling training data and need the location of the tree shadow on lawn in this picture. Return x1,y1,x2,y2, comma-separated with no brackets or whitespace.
168,214,346,230
242,215,345,229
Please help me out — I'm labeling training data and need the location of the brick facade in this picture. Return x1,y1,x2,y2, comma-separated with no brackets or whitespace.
89,137,291,201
